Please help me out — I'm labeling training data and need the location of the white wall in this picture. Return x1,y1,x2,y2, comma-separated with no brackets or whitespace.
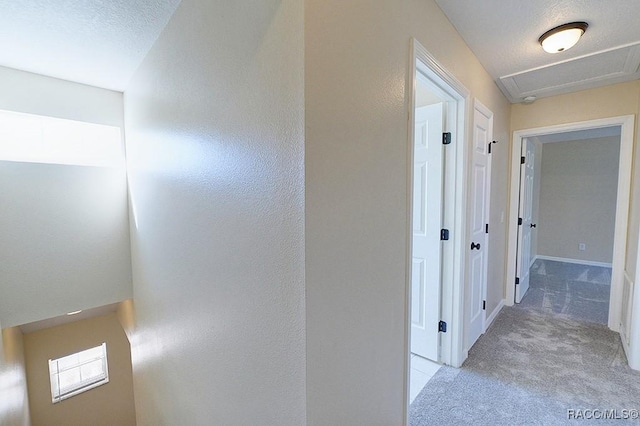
0,162,132,327
537,137,620,264
0,324,30,426
305,0,510,424
0,67,132,328
0,66,123,127
123,0,305,424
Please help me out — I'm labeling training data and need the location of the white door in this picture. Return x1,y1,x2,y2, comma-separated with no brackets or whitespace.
467,102,492,350
515,139,535,302
411,103,444,361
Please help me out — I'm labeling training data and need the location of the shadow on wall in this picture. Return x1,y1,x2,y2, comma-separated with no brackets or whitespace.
0,326,31,425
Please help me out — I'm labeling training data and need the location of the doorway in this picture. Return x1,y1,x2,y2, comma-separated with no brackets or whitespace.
406,39,469,409
516,130,621,325
507,116,635,339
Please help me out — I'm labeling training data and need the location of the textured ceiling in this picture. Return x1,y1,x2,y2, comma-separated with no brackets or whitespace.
0,0,182,91
435,0,640,103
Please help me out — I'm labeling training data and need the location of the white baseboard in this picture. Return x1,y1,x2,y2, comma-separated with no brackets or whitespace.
534,255,612,268
485,299,505,330
620,325,633,368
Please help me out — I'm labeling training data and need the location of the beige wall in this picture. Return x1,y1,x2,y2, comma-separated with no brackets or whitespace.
511,81,640,277
124,0,306,424
632,86,640,279
511,81,640,130
116,299,135,340
23,313,135,426
0,325,30,426
305,0,510,423
538,137,620,264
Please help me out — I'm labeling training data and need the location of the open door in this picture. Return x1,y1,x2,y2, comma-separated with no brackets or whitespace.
466,101,492,349
411,103,444,361
515,138,535,303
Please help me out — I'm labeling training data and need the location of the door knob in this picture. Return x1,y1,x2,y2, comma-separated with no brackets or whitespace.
471,242,481,250
530,223,537,228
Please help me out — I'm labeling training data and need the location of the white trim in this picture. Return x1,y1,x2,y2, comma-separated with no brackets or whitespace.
49,342,109,403
404,42,417,426
624,269,634,289
405,38,470,424
534,255,612,269
485,299,505,330
620,270,633,358
621,328,633,366
630,240,640,370
506,115,634,335
413,42,470,99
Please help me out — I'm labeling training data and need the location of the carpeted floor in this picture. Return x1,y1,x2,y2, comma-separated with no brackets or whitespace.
520,259,612,325
410,261,640,425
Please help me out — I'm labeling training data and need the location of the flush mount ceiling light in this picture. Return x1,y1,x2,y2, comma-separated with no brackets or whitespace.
539,22,588,54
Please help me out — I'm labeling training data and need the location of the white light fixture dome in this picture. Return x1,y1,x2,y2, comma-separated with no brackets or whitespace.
539,22,588,54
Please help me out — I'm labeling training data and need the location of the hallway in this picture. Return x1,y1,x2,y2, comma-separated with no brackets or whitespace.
410,261,640,425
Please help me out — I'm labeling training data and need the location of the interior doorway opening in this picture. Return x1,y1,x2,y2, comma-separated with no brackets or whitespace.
514,128,621,326
408,68,447,404
507,116,635,362
405,38,470,417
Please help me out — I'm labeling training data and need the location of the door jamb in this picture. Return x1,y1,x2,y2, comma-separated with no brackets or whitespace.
404,38,470,423
506,115,635,335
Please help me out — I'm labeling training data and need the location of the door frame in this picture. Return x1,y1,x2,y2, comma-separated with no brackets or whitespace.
506,115,635,334
404,38,470,421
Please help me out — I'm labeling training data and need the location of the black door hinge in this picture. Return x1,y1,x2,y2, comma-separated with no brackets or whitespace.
482,300,486,311
485,224,489,234
443,132,452,145
440,229,449,240
521,156,526,164
488,143,492,154
515,277,520,285
518,217,523,226
438,321,447,333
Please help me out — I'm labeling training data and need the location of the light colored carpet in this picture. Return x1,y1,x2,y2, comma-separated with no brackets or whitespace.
410,288,640,424
520,259,612,325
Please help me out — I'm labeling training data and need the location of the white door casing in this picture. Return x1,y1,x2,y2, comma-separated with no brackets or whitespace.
506,116,635,336
407,43,471,416
515,139,535,303
411,103,444,361
466,100,492,350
